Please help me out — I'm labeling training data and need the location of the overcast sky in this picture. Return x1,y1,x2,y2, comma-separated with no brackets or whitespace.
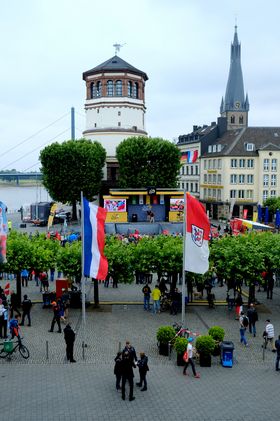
1,0,280,171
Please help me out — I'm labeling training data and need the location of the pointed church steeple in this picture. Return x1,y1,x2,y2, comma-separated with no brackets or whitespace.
221,26,249,129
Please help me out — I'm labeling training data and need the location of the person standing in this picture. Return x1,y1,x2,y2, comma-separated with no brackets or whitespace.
20,294,32,327
275,335,280,371
247,303,258,337
235,293,243,320
121,351,136,401
114,351,122,391
122,341,137,364
142,283,151,311
48,301,62,333
136,352,149,391
21,269,29,287
151,285,161,314
170,288,181,315
10,291,21,318
239,312,248,346
266,271,274,299
183,337,200,378
63,323,76,362
263,319,276,351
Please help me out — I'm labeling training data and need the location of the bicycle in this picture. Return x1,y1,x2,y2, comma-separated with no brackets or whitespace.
169,323,200,359
0,336,30,360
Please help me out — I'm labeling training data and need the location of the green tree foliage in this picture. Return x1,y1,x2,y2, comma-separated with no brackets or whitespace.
116,136,181,188
264,197,280,214
40,139,106,219
56,242,82,281
104,236,134,284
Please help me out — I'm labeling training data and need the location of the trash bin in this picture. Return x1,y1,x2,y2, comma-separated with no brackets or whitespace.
132,214,138,222
220,341,234,367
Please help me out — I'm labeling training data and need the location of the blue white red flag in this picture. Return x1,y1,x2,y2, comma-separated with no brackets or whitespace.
0,202,8,264
83,198,108,280
185,194,210,274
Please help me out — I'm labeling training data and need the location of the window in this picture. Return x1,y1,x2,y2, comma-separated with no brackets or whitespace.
246,143,254,151
204,174,207,183
212,189,217,198
239,174,245,184
218,159,222,169
263,174,269,187
263,190,268,201
94,123,97,127
195,165,199,175
208,145,212,153
186,166,189,175
231,159,237,168
107,80,113,96
96,81,101,97
217,145,222,152
239,115,244,124
230,174,237,184
271,174,277,186
213,174,217,184
115,80,122,96
213,159,216,169
271,190,276,198
230,190,237,198
217,174,221,184
181,166,184,175
97,109,99,114
213,145,217,153
195,183,198,192
118,122,121,127
247,159,254,168
90,82,96,98
238,190,245,199
208,174,212,183
133,82,139,98
246,190,253,199
181,182,184,189
118,111,121,116
127,81,132,97
239,159,245,168
208,160,212,169
204,160,207,170
231,115,235,123
186,183,189,191
247,175,254,184
208,188,211,197
203,188,207,198
190,183,193,192
263,159,269,171
272,159,277,171
217,189,221,200
190,166,193,175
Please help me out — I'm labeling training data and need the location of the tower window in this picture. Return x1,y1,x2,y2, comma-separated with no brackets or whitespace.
90,82,96,98
94,123,97,127
230,115,235,124
115,80,122,96
239,115,244,124
118,111,121,116
127,81,132,97
133,82,139,99
96,81,101,97
107,80,113,96
97,109,99,114
118,122,121,127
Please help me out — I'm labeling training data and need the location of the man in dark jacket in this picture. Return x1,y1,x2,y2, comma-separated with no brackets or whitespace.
136,352,149,391
64,323,76,362
266,271,274,299
48,301,62,333
247,303,258,337
20,294,32,326
10,291,21,318
275,335,280,371
121,351,135,401
122,341,137,364
142,284,151,311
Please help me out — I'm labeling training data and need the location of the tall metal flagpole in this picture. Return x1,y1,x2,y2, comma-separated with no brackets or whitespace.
80,192,86,339
181,189,187,326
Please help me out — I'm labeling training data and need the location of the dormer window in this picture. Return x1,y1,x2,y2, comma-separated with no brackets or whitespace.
230,115,235,124
217,144,222,152
212,145,217,153
246,143,254,151
208,145,212,153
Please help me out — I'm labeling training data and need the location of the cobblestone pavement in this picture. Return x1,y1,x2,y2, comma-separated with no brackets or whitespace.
1,283,280,420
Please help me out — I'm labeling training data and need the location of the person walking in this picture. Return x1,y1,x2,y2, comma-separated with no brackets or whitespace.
247,303,258,337
136,352,149,391
10,291,21,318
239,311,248,346
275,335,280,371
20,294,32,327
121,351,136,401
48,301,62,333
263,319,276,351
235,293,243,320
21,269,29,287
151,285,161,314
183,337,200,378
142,283,151,311
63,323,76,362
114,351,122,391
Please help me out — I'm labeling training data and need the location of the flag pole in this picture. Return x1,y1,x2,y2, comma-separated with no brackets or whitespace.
80,192,86,337
181,189,187,326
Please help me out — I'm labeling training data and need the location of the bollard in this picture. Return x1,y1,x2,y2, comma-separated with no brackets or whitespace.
168,341,171,360
82,341,85,360
118,341,121,352
46,340,49,360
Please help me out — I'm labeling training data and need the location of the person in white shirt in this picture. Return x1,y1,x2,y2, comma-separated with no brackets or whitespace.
264,319,276,351
183,337,200,378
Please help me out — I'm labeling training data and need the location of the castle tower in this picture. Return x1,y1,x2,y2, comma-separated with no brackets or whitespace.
220,26,249,130
82,54,148,158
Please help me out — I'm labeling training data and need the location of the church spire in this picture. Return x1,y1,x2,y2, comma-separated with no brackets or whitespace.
220,26,249,128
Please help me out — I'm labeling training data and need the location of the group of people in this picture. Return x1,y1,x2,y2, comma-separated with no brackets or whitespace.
0,289,32,339
114,341,149,401
141,281,181,315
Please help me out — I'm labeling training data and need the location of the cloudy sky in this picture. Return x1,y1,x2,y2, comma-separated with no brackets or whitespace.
1,0,280,171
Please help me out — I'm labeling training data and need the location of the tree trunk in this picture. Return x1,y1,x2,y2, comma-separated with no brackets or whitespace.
93,278,99,307
248,283,256,305
16,271,22,307
72,200,77,221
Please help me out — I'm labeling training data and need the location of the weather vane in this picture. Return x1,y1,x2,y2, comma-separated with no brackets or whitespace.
113,42,126,55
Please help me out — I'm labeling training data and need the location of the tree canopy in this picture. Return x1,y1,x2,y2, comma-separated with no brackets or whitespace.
116,136,181,188
263,197,280,214
40,139,106,218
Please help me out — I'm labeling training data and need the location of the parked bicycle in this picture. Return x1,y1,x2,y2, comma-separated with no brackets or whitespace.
0,337,30,360
160,293,172,312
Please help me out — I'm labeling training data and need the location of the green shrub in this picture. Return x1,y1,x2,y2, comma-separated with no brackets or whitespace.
195,335,215,355
174,337,188,354
208,326,225,342
156,326,176,344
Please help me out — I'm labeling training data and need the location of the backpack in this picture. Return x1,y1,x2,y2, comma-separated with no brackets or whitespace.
242,316,249,327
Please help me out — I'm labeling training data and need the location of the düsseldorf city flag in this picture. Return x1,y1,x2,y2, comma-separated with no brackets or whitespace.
83,198,108,280
185,194,210,274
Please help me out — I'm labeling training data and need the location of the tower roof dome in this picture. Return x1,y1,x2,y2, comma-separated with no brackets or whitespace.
83,55,148,81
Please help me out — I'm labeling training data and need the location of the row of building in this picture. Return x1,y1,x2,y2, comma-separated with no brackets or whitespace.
81,30,280,222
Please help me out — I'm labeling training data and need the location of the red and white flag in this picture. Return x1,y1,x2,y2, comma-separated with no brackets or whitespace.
4,282,10,296
185,194,210,274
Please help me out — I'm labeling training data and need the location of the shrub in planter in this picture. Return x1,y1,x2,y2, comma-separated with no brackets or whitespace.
156,326,176,356
174,337,188,366
208,326,225,356
195,335,215,367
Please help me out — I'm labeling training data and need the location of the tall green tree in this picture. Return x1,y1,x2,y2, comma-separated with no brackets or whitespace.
40,139,106,219
116,136,181,188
